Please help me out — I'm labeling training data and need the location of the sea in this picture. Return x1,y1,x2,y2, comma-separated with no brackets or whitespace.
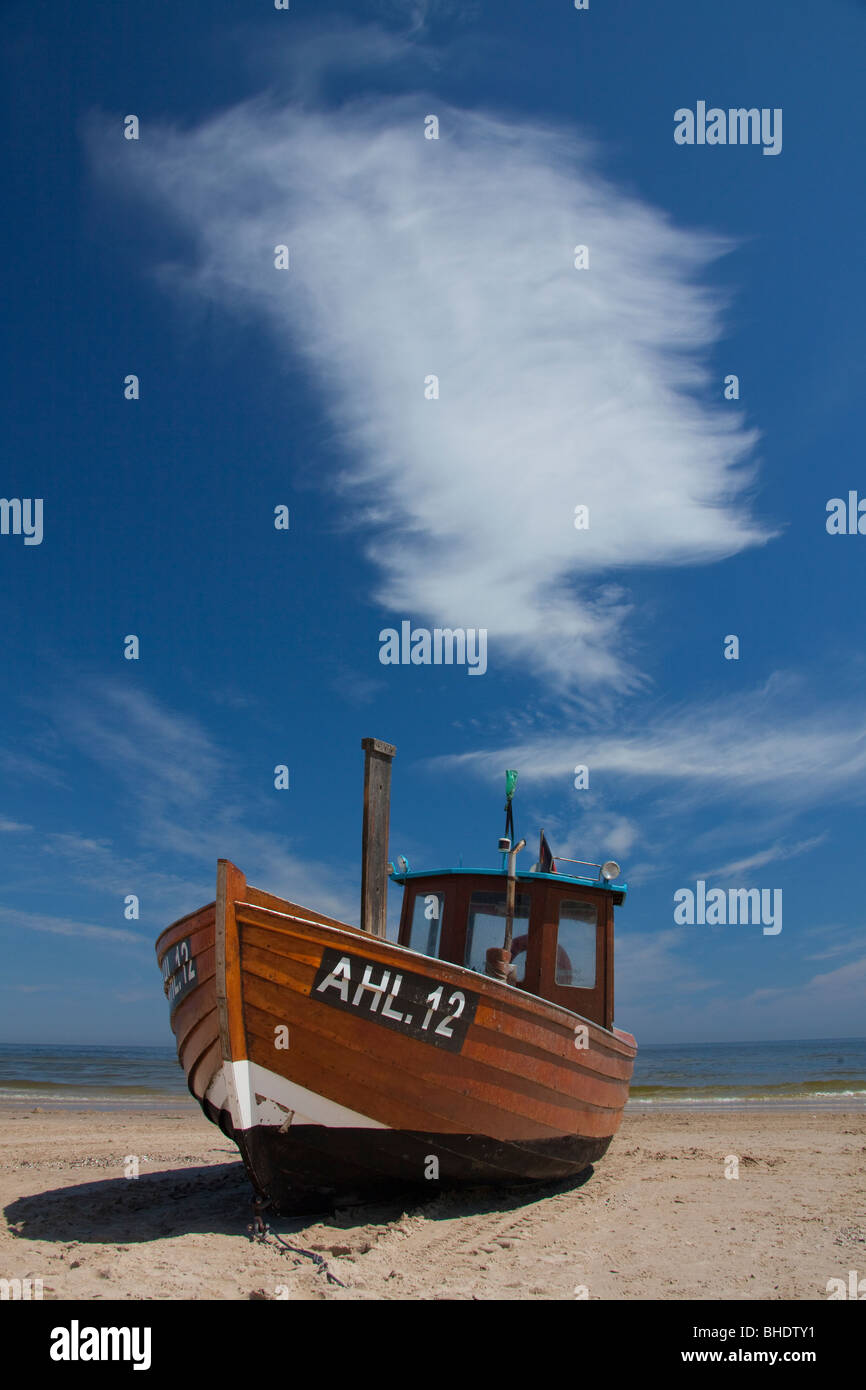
0,1044,191,1109
628,1037,866,1109
0,1038,864,1110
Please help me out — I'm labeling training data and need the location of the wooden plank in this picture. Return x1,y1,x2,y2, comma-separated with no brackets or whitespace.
154,902,216,960
171,965,217,1053
215,859,248,1063
186,1036,221,1101
360,736,395,937
241,963,628,1124
237,924,630,1139
245,883,358,931
242,982,583,1140
178,1008,219,1077
239,928,633,1081
233,897,636,1052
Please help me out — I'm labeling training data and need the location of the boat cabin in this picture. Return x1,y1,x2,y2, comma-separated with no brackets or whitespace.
389,857,626,1030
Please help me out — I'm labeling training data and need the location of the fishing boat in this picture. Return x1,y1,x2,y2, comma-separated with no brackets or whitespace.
155,738,636,1213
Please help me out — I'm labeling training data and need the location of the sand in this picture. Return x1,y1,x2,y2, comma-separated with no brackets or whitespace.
1,1103,863,1300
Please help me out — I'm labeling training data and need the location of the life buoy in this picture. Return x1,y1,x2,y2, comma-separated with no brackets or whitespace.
511,936,574,980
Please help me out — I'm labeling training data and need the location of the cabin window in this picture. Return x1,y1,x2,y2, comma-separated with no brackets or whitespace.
555,899,597,987
465,890,530,976
408,891,445,957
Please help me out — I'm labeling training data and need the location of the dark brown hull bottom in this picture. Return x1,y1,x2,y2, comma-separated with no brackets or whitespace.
211,1106,612,1213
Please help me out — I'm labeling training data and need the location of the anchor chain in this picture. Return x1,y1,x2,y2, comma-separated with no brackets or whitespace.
246,1198,347,1288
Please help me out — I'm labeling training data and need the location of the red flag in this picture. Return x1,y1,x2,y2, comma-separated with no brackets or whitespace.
539,831,556,873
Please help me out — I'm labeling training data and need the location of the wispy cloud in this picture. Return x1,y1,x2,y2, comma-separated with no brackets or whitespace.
633,978,866,1044
59,683,222,810
800,924,866,964
89,64,769,691
530,805,641,865
703,834,828,880
8,983,62,994
616,927,718,1012
741,954,866,1020
616,925,866,1043
43,679,357,924
0,748,67,787
429,676,866,807
251,15,430,99
39,830,207,912
0,907,143,946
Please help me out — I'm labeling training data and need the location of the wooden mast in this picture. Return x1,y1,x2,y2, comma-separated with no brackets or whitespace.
360,737,396,937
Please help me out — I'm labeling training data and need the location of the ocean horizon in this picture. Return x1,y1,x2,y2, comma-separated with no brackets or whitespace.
0,1037,863,1111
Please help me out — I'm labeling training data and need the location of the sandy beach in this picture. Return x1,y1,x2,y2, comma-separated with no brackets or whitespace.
1,1103,863,1301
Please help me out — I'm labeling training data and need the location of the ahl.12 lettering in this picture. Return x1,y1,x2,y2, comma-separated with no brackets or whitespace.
160,938,197,1010
312,947,478,1052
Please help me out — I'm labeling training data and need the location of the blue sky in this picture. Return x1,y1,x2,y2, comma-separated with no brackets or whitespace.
1,0,865,1046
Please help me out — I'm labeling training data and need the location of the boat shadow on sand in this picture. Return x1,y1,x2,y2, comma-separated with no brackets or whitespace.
5,1161,596,1245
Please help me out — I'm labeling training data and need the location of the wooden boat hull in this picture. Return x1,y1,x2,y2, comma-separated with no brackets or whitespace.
156,862,636,1213
238,1124,614,1199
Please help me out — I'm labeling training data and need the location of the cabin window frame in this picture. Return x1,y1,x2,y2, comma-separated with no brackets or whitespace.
538,882,613,1027
396,872,617,1027
399,876,459,960
404,888,446,958
462,886,532,979
554,896,599,990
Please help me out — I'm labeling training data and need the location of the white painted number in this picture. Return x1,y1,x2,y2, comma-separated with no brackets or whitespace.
421,985,443,1030
164,939,196,1001
435,990,466,1039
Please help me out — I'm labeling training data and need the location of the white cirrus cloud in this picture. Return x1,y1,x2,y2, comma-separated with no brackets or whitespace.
88,76,769,689
702,834,828,881
0,907,144,946
428,676,866,806
43,679,358,925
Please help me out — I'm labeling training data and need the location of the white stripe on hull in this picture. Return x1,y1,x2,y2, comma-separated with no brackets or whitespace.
204,1059,389,1134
